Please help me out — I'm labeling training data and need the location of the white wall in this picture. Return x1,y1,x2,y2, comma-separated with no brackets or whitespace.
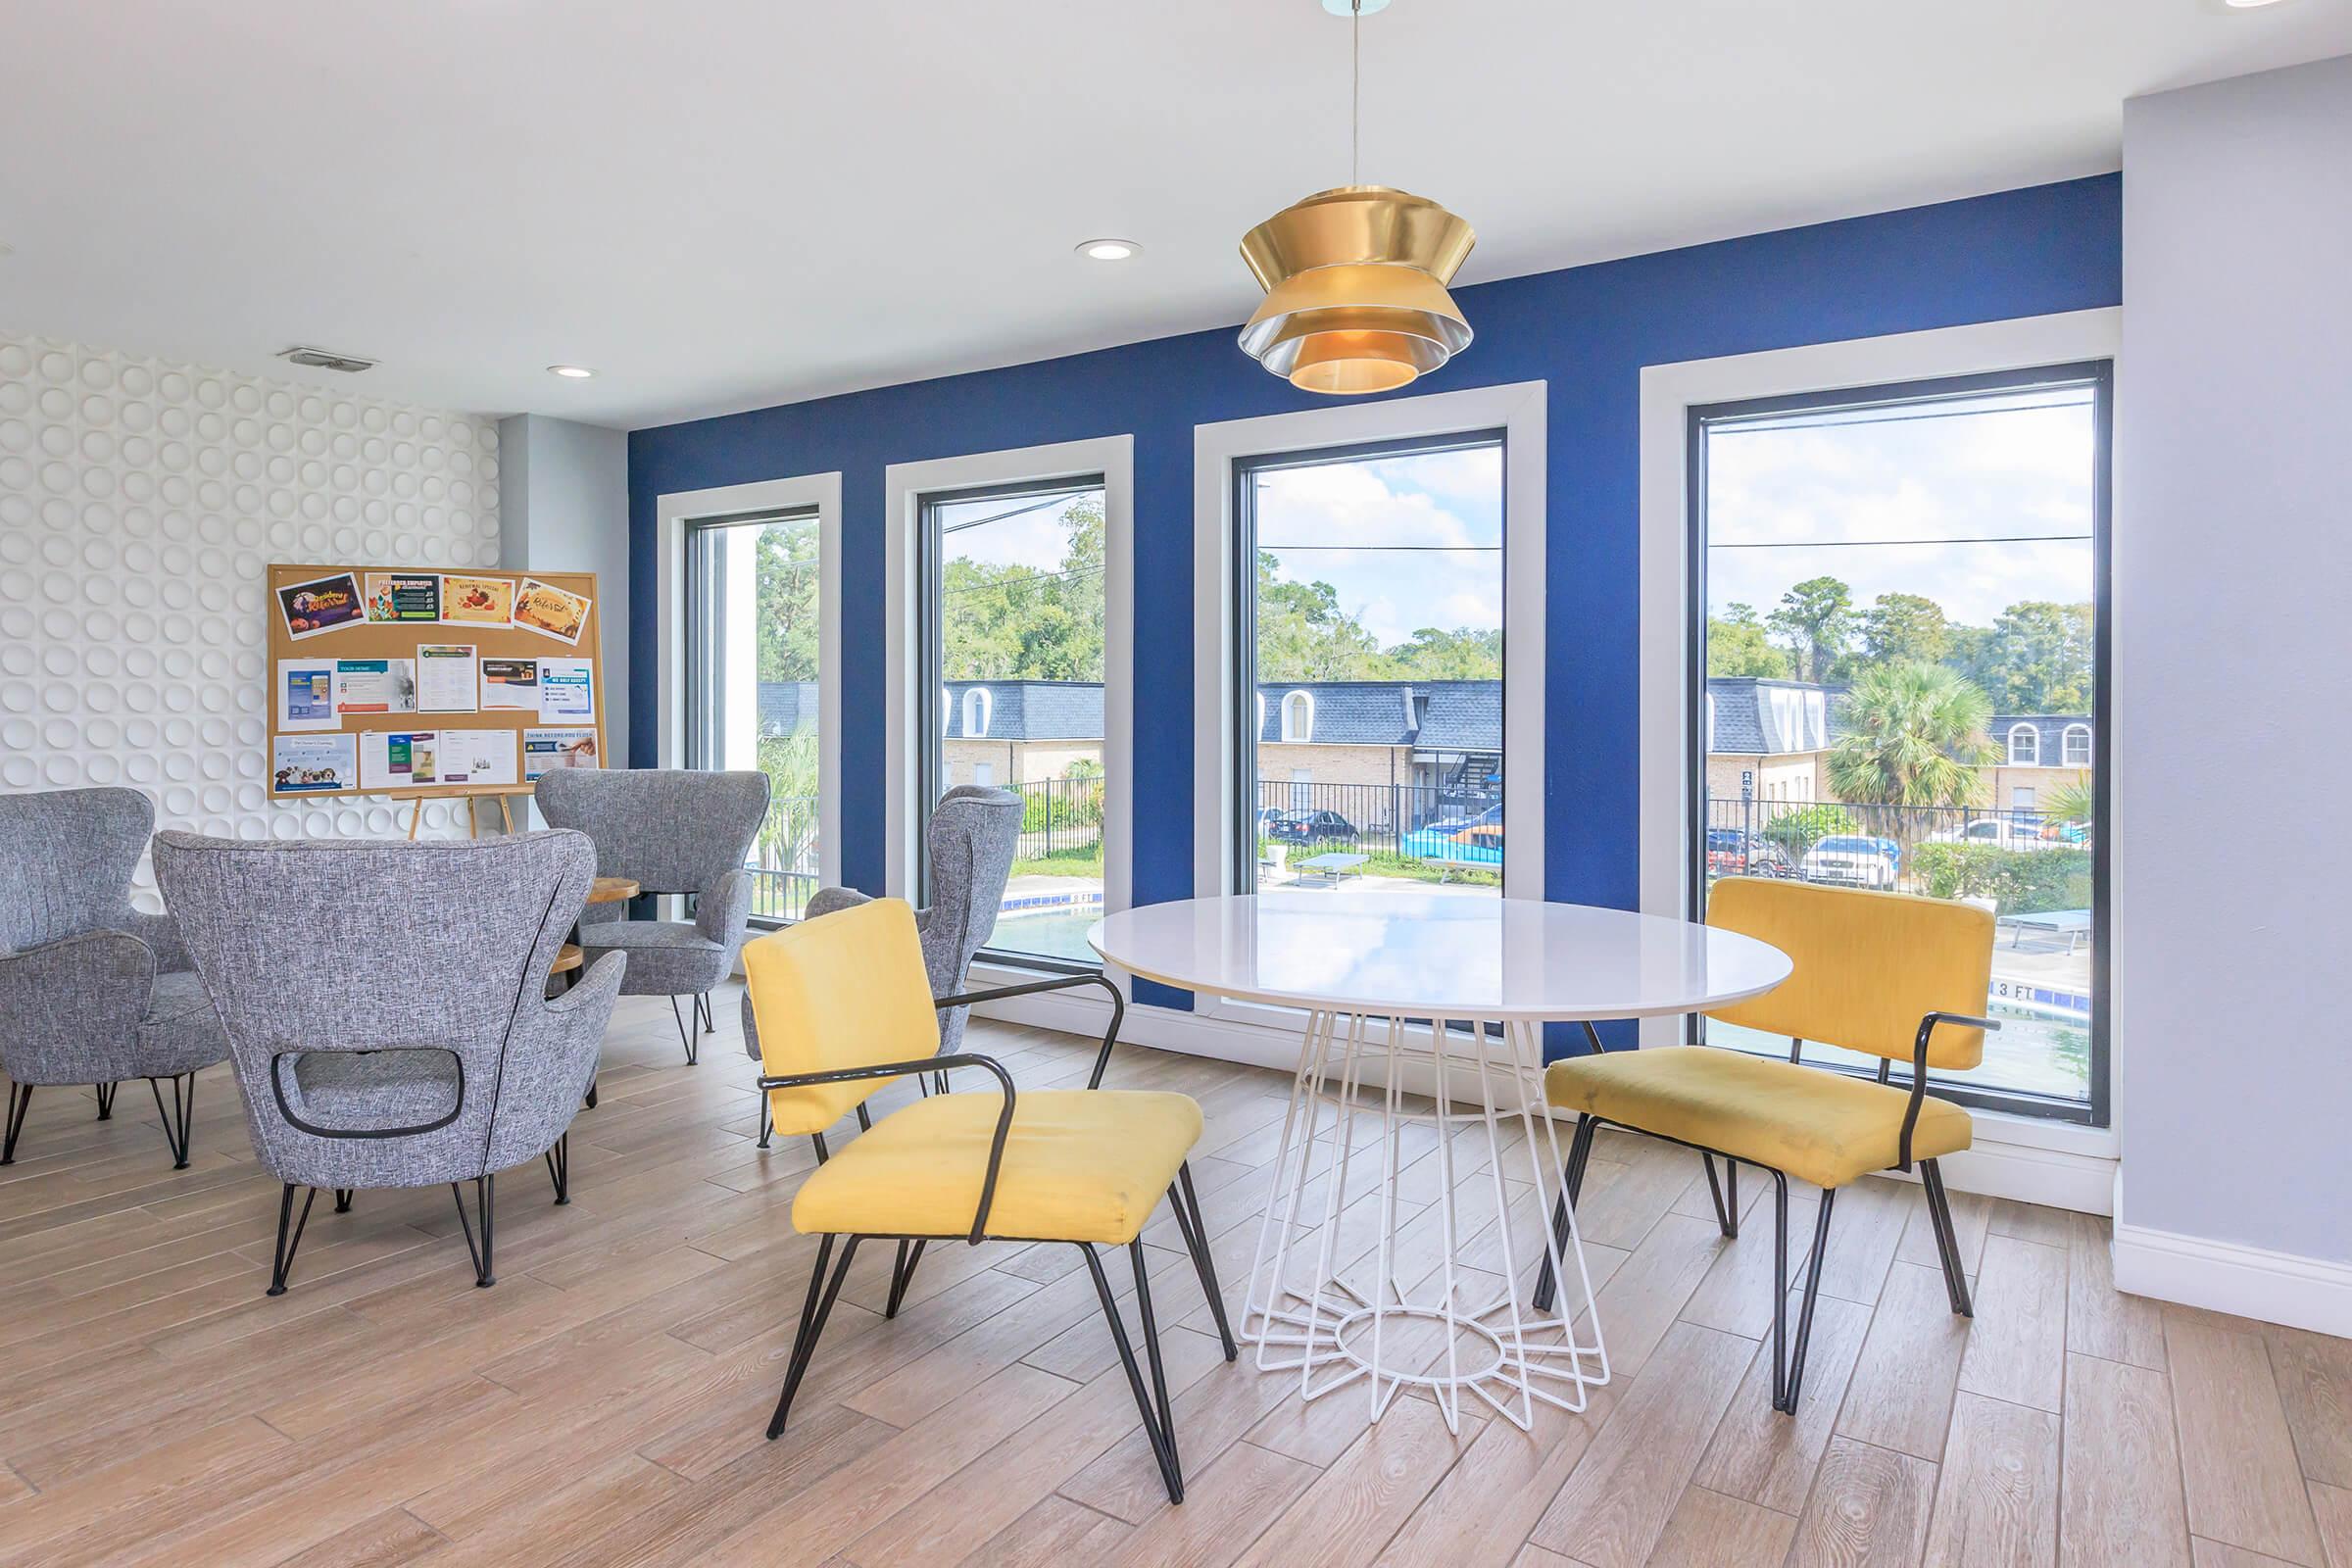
495,414,628,757
0,333,501,906
2117,56,2352,1304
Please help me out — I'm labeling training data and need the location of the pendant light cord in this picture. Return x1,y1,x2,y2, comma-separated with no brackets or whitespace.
1351,0,1361,185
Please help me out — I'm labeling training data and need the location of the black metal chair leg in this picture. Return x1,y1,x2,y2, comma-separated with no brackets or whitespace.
855,1102,872,1133
1081,1243,1182,1504
95,1081,116,1120
698,991,714,1033
1533,1113,1599,1312
669,996,698,1065
757,1096,772,1149
767,1234,860,1440
884,1239,926,1318
1699,1153,1740,1238
544,1133,570,1205
332,1189,354,1213
1771,1176,1838,1412
1919,1159,1975,1317
1174,1163,1237,1360
452,1174,496,1288
267,1183,318,1296
146,1072,194,1169
584,1079,599,1110
808,1131,829,1165
2,1081,30,1164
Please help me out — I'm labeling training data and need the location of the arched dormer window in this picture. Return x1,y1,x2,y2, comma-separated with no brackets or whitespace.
2007,723,2039,766
1281,690,1313,743
963,686,992,739
2062,724,2090,766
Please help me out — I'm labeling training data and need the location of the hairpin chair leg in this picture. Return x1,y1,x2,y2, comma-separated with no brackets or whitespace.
668,996,698,1065
767,1233,861,1440
2,1082,31,1164
1919,1158,1974,1317
1701,1152,1740,1238
584,1078,598,1109
885,1240,927,1319
146,1072,195,1169
697,991,714,1033
453,1174,496,1288
1171,1162,1238,1359
1770,1174,1838,1412
267,1183,318,1296
333,1189,354,1213
95,1081,117,1120
544,1133,570,1205
756,1096,771,1148
1532,1112,1600,1312
1081,1242,1183,1503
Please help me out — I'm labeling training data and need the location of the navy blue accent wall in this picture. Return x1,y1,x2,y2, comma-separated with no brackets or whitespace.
629,175,2121,1018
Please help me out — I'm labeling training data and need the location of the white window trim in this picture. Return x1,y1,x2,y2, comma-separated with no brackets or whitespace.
1280,689,1313,743
883,436,1133,939
2008,723,2040,766
1638,308,2123,1198
2062,723,2092,767
656,471,843,900
964,686,992,739
1192,380,1547,1030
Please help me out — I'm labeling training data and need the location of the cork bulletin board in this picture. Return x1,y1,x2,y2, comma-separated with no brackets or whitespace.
263,563,607,802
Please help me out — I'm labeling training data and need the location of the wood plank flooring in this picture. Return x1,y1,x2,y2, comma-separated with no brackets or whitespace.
0,990,2342,1567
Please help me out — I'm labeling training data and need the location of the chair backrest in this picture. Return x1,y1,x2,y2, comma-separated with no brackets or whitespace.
0,787,149,954
534,767,770,896
744,898,940,1138
153,830,590,1064
1704,877,1995,1071
920,785,1022,992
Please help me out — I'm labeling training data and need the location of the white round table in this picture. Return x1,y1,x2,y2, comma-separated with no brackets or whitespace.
1089,892,1790,1433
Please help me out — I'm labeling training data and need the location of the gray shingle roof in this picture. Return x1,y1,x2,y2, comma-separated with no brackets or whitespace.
1255,681,1500,750
759,681,816,738
1992,714,2093,766
1706,678,1835,756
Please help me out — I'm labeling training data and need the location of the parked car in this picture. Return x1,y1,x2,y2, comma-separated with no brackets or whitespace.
1928,817,2060,852
1268,808,1358,846
1705,827,1794,879
1802,834,1900,889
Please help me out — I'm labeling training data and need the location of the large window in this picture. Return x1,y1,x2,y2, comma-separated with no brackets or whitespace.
916,476,1107,965
684,508,821,920
1233,434,1506,898
1692,366,2111,1120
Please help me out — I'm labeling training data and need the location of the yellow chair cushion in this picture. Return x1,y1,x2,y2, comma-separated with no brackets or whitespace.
745,899,941,1137
791,1089,1205,1246
1544,1047,1972,1192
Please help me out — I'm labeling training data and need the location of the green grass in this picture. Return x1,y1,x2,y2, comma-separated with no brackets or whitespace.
1011,846,1104,880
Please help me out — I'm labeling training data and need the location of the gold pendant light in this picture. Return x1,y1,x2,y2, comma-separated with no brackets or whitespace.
1238,1,1475,395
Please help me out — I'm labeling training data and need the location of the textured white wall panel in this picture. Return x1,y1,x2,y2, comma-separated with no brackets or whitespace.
0,333,501,906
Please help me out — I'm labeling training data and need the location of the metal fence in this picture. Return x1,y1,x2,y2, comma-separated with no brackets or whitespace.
1702,794,2091,912
750,793,820,920
1005,775,1104,864
1249,777,1500,865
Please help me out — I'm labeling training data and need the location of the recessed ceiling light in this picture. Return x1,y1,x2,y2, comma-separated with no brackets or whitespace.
547,365,596,378
1076,239,1141,262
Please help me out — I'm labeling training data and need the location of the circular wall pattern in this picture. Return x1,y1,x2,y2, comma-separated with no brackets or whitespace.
1,333,502,905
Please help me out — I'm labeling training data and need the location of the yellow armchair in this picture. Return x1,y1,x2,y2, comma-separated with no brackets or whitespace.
742,898,1233,1503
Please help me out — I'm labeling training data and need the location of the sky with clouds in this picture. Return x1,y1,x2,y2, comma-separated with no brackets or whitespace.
1705,387,2096,629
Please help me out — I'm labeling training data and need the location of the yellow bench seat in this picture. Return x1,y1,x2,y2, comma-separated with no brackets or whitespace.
790,1088,1204,1246
1544,1046,1972,1192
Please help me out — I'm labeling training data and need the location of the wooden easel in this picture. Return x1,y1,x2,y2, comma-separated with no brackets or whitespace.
392,783,537,840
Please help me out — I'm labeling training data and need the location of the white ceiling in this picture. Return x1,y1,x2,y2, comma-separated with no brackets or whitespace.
4,2,2347,429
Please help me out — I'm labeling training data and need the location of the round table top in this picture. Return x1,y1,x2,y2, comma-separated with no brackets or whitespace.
1087,893,1791,1022
587,876,640,905
551,942,584,974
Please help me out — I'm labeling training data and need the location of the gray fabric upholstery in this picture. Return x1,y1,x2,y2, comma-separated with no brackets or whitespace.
742,786,1021,1061
0,787,228,1091
152,830,621,1191
535,768,769,1001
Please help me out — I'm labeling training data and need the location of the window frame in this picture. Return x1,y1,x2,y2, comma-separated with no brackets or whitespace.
2008,723,2040,766
2062,723,2092,768
1683,360,2115,1127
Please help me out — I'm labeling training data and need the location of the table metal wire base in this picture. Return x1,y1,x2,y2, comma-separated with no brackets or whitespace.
1238,1009,1611,1433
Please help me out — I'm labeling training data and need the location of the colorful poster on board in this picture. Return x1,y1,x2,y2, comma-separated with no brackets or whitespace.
440,574,514,626
276,571,365,639
359,730,440,791
270,733,357,794
276,660,338,732
479,658,539,710
523,727,601,780
434,728,517,787
331,659,417,714
364,571,442,623
511,577,591,645
416,644,477,712
536,658,594,721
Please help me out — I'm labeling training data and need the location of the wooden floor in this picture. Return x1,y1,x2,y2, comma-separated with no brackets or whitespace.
3,992,2348,1568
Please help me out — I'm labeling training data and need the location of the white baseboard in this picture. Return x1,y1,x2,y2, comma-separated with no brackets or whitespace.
968,979,2118,1217
2112,1221,2352,1339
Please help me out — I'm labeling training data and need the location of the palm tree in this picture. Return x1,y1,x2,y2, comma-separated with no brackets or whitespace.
1826,662,1997,809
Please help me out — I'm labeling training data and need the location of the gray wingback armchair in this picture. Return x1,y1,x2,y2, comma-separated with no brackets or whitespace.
534,767,769,1065
746,785,1026,1148
0,787,228,1169
152,830,622,1296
